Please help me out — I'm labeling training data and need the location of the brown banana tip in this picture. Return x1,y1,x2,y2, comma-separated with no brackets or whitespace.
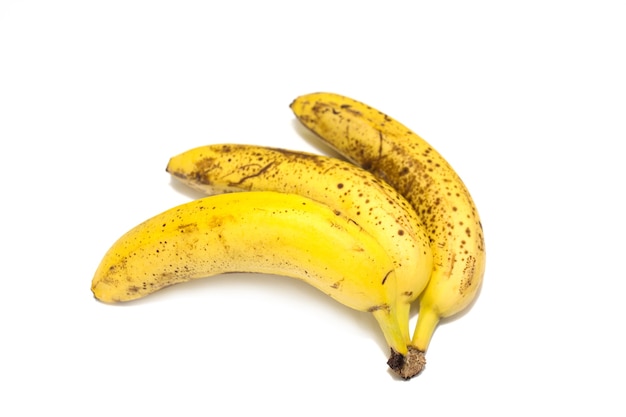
387,346,426,380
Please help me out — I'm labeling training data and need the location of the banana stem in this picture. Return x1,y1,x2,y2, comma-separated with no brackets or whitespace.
388,346,426,380
371,304,430,379
371,308,408,357
412,304,440,352
396,302,411,344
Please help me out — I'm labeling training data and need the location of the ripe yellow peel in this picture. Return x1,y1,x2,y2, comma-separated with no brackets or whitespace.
291,92,486,352
91,191,408,356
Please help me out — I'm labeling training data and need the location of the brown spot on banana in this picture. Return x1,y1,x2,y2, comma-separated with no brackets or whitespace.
227,162,275,187
459,255,476,295
381,270,393,285
177,223,199,233
367,304,390,313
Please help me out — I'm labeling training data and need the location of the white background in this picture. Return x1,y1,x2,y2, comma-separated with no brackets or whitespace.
1,1,625,415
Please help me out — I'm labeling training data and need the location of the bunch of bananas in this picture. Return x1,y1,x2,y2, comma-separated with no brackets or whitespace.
91,92,486,379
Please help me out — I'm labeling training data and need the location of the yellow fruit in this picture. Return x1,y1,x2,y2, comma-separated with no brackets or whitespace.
166,143,433,347
291,92,486,361
92,191,408,361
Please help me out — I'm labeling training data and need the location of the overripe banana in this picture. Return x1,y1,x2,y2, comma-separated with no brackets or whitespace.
91,190,409,367
291,93,486,366
165,143,433,352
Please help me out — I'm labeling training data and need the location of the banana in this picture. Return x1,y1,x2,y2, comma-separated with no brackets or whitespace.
92,190,409,369
291,92,486,369
165,143,433,349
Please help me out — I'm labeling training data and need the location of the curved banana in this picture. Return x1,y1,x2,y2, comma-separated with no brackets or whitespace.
92,191,409,366
166,143,433,348
291,92,486,365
